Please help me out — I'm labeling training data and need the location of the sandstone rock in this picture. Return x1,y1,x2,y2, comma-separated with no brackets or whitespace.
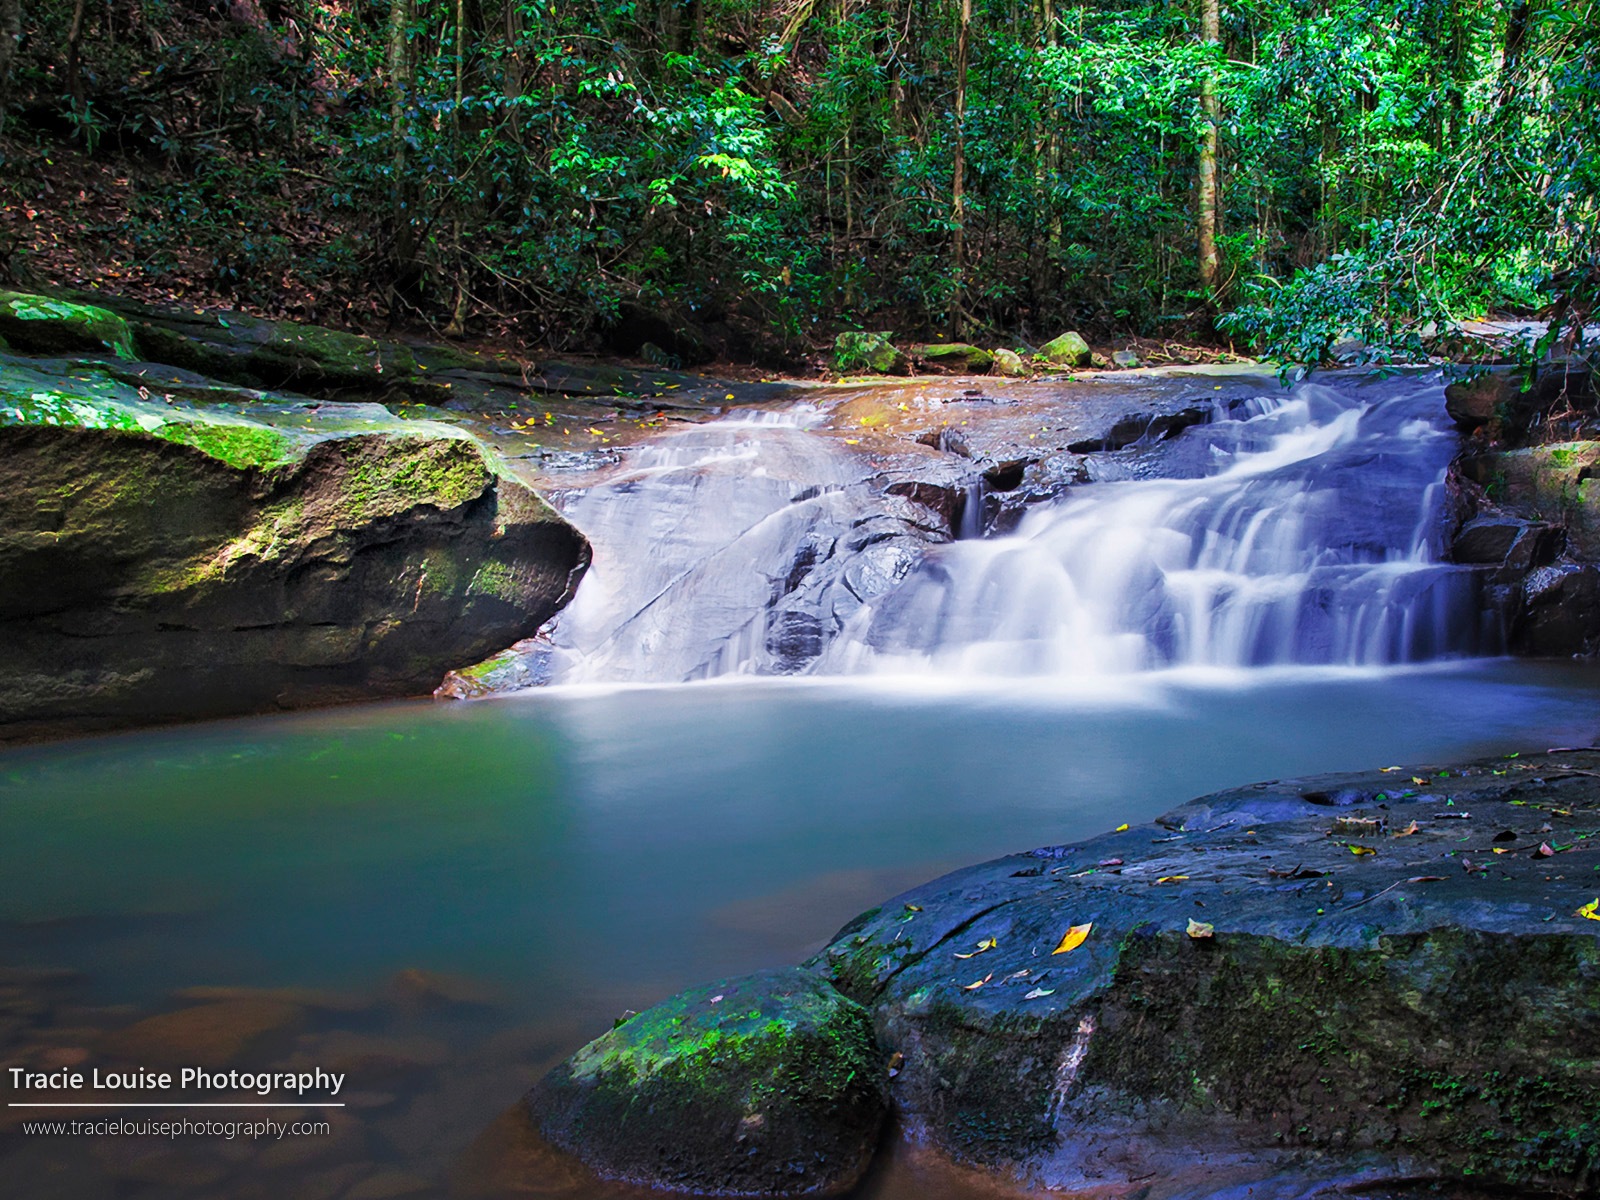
1039,331,1091,367
911,343,994,374
528,966,887,1197
991,348,1029,377
0,292,136,360
0,357,589,741
805,755,1600,1193
1444,369,1522,429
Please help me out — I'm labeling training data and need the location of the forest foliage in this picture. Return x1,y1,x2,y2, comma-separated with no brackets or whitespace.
0,0,1594,363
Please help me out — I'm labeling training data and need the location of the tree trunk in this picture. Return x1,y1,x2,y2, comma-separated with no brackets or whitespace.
951,0,971,334
388,0,419,313
0,0,20,127
1196,0,1221,304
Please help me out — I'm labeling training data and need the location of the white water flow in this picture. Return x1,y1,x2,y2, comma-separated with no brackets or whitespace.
543,374,1492,683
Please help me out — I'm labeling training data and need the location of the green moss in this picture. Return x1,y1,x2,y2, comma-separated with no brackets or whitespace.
0,292,137,360
467,561,520,603
155,422,295,470
834,331,908,375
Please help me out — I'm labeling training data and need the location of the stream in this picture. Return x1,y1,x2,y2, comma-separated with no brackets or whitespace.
3,369,1600,1200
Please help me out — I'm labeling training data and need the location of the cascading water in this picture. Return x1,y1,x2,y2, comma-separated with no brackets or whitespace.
538,372,1493,684
823,377,1491,675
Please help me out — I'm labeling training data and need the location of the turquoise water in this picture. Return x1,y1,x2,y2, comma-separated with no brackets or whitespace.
3,661,1600,1197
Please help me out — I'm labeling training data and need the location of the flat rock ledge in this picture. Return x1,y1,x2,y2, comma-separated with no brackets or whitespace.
532,751,1600,1198
527,967,887,1197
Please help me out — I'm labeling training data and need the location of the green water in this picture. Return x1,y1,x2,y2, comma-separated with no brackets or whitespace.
3,661,1600,1198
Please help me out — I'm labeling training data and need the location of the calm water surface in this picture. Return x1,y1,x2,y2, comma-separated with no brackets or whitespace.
3,662,1600,1197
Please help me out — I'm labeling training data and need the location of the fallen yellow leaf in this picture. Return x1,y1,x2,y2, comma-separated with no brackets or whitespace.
1155,875,1189,884
1577,899,1600,921
1023,986,1055,999
1115,823,1130,832
1411,776,1428,785
1348,845,1377,856
1051,923,1093,954
1393,821,1420,837
962,973,993,991
954,936,998,959
1187,918,1215,939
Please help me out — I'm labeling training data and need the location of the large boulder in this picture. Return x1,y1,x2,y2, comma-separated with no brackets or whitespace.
528,967,887,1197
0,359,588,741
833,331,908,376
809,755,1600,1195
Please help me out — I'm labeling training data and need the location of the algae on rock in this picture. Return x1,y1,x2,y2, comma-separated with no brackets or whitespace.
0,355,589,741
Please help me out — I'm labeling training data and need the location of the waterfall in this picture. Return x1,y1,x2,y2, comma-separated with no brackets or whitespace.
538,374,1491,684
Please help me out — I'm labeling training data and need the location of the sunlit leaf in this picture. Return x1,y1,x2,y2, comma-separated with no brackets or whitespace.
1051,923,1092,954
1576,899,1600,921
1155,875,1189,884
962,973,993,991
1187,918,1214,939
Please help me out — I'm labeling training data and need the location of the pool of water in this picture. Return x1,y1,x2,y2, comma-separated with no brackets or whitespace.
3,661,1600,1198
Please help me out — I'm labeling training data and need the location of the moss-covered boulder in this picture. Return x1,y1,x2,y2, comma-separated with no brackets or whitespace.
0,292,136,360
1039,331,1092,367
528,967,887,1196
810,754,1600,1195
911,343,994,374
834,331,908,376
991,348,1029,378
0,358,588,742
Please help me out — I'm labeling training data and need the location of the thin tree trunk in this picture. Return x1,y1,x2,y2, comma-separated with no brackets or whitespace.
388,0,418,311
0,0,21,127
66,0,90,104
951,0,971,334
446,0,468,336
1196,0,1221,303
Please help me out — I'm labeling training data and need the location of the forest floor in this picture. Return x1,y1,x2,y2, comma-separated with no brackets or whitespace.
0,141,1243,380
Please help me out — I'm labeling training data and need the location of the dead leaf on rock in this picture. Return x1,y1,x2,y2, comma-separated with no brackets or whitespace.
962,973,993,991
1186,919,1215,939
1099,858,1124,867
1534,843,1555,859
1154,875,1189,884
1051,923,1092,955
1023,987,1056,999
1576,899,1600,921
1394,821,1420,837
1347,844,1377,856
954,937,998,959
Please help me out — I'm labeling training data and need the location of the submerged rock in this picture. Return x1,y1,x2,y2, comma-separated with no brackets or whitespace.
0,357,588,741
528,967,887,1197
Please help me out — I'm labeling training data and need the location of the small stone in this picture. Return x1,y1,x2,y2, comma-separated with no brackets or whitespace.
992,348,1030,377
1112,350,1141,368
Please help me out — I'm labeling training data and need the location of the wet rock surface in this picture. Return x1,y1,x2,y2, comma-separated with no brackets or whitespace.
527,967,887,1197
799,749,1600,1196
0,350,589,742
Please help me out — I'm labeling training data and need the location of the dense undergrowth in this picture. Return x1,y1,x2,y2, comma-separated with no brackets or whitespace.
0,0,1594,366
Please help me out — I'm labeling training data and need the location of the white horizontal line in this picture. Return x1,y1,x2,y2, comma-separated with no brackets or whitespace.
7,1107,344,1113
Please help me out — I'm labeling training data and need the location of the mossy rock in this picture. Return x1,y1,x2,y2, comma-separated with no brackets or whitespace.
911,343,994,373
0,361,589,741
834,331,909,376
991,348,1029,378
0,292,136,360
529,967,888,1196
1475,441,1600,559
811,755,1600,1192
245,323,418,389
1039,331,1091,367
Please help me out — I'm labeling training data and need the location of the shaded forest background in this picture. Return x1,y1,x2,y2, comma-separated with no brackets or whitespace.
0,0,1594,366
